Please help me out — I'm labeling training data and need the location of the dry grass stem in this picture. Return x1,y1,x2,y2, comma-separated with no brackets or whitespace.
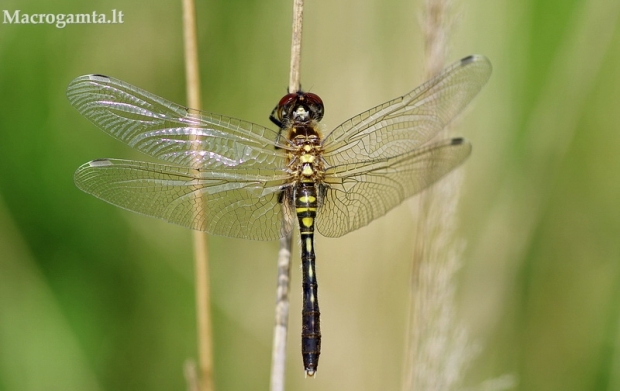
288,0,304,93
182,0,215,390
422,0,454,77
270,1,304,390
270,230,293,391
403,0,473,390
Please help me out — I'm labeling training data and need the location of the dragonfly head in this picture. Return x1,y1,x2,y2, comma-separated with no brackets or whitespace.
273,91,324,126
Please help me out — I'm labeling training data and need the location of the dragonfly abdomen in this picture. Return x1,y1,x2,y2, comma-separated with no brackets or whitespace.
295,182,321,376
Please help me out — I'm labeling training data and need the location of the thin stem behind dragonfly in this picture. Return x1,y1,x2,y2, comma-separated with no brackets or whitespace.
270,0,305,390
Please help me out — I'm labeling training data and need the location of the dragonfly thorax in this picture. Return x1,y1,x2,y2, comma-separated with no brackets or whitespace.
287,131,325,183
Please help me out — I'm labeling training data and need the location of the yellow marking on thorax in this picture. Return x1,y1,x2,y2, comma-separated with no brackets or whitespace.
302,165,314,176
300,154,315,163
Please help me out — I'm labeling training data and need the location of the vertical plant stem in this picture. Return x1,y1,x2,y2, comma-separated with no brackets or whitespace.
182,0,214,391
288,0,304,94
270,1,304,390
422,0,453,77
271,221,293,391
192,232,214,391
404,0,472,390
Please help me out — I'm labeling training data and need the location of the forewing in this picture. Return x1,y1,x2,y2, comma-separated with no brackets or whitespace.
316,138,471,238
67,74,288,169
321,55,490,165
74,159,291,241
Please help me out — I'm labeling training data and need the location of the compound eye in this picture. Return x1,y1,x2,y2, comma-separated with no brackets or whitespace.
277,93,298,108
303,92,323,107
276,93,298,121
303,93,324,121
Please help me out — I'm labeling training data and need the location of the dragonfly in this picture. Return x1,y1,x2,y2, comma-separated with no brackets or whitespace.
68,54,491,376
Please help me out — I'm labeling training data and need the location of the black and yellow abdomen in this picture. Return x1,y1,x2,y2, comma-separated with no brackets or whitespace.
295,178,321,376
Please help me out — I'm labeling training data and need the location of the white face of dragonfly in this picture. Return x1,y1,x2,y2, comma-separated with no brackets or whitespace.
293,105,310,122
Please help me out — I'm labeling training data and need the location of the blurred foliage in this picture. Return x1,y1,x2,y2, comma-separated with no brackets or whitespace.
0,0,619,390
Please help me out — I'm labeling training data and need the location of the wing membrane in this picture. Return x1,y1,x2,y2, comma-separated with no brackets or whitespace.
316,138,471,237
67,74,287,169
70,56,490,240
74,158,291,240
321,55,491,165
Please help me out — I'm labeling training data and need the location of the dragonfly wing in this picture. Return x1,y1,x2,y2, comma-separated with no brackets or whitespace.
321,55,490,165
67,74,288,169
316,138,471,238
74,158,292,241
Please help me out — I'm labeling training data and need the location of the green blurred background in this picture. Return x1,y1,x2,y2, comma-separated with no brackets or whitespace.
1,0,619,390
